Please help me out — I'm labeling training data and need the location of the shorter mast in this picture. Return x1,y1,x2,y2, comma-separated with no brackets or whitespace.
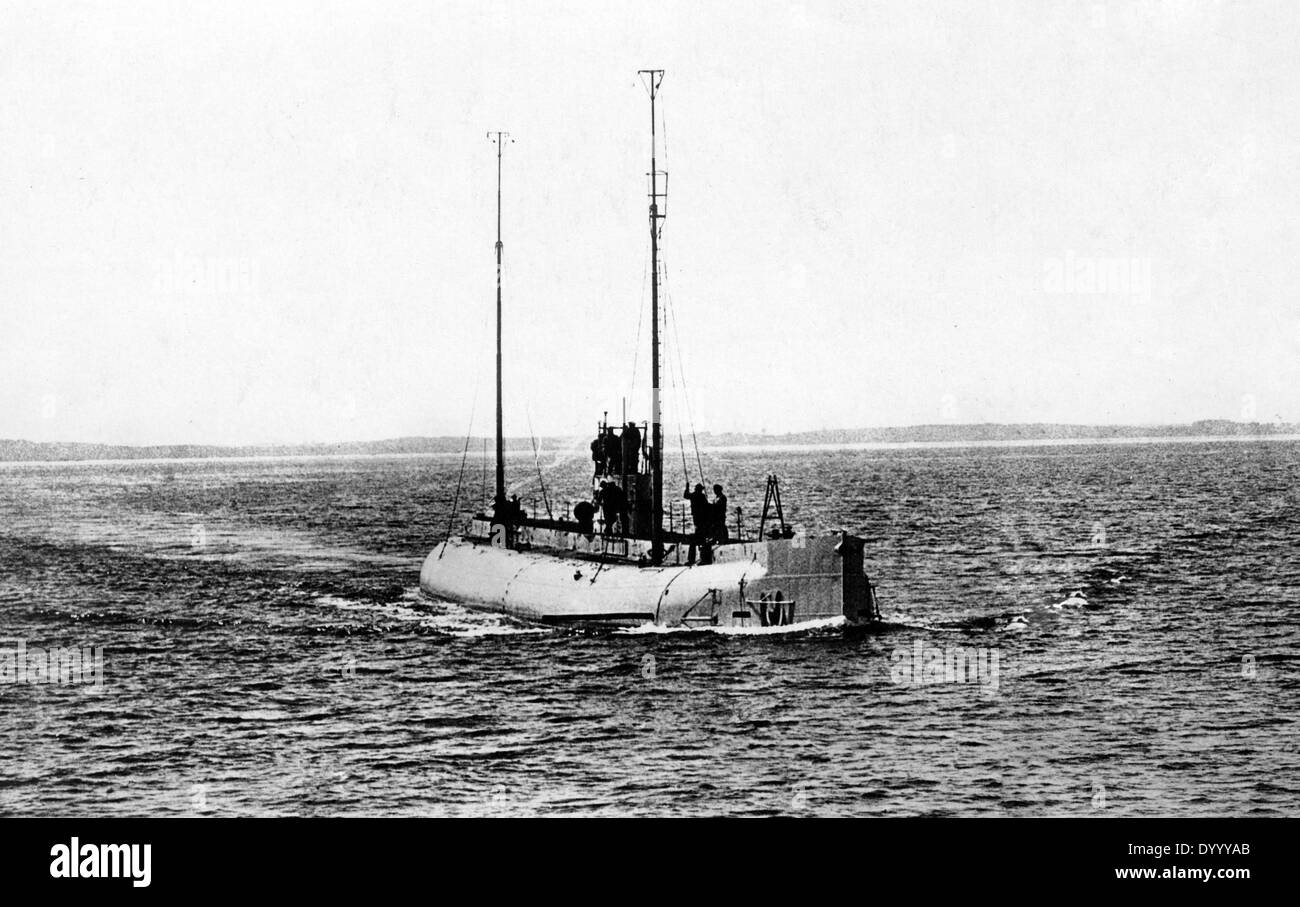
488,131,511,511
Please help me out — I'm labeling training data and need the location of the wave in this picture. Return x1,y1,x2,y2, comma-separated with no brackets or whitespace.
315,591,552,638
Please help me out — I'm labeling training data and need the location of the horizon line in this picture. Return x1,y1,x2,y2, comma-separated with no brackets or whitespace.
4,417,1298,451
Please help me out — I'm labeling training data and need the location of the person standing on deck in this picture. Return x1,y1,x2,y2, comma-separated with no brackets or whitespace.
603,426,622,476
711,484,730,543
621,422,641,476
683,482,710,564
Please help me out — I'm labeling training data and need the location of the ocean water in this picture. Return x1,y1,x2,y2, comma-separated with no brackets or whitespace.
1,439,1296,816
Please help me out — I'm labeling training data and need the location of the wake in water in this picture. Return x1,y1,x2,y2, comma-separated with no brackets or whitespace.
617,615,850,637
328,589,551,638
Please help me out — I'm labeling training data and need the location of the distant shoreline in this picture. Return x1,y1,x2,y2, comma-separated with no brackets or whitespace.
2,421,1297,465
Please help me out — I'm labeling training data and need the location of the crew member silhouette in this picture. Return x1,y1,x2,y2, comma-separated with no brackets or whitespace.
603,426,621,476
621,422,641,475
684,482,711,564
574,499,595,535
711,484,729,543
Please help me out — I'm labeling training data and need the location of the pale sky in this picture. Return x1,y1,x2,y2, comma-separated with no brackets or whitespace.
2,0,1297,445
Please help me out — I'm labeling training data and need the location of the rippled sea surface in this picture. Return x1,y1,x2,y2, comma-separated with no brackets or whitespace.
1,439,1297,816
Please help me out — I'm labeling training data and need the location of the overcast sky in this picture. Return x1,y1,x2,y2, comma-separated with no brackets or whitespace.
2,0,1297,445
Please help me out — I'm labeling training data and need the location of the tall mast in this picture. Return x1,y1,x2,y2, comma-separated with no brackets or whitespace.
488,131,510,509
638,70,665,565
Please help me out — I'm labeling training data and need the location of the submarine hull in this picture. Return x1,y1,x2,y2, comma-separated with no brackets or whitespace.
419,524,877,628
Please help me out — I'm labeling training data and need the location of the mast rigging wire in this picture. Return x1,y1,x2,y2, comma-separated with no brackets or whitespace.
659,284,694,492
628,230,650,397
445,379,482,543
525,404,554,521
660,252,706,483
445,289,492,542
